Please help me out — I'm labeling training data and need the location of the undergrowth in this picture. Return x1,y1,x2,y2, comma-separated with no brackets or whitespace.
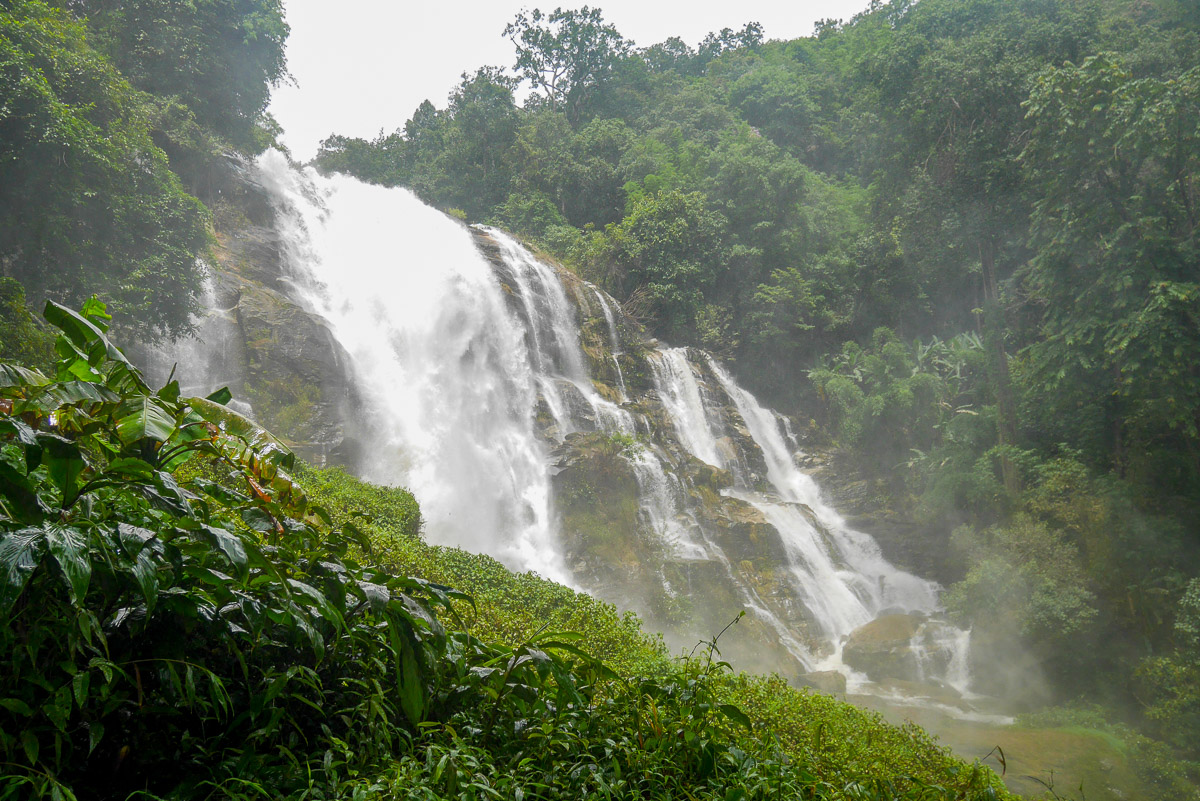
0,301,1013,799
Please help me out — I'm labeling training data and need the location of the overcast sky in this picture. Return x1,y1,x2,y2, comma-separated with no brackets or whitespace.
269,0,873,161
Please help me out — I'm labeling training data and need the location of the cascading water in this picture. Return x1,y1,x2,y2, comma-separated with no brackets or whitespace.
639,345,961,679
591,288,629,401
136,272,254,420
199,151,974,701
706,356,944,638
255,151,570,583
647,349,729,471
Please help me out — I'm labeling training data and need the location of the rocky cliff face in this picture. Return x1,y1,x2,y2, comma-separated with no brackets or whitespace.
135,157,357,465
470,228,844,677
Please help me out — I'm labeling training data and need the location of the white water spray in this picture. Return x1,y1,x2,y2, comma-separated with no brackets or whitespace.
256,152,569,583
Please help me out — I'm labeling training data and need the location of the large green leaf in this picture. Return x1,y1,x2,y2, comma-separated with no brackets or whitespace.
186,396,289,460
0,528,46,614
41,436,86,506
385,610,427,725
115,396,177,447
43,300,130,368
0,362,49,390
205,387,233,406
39,380,120,408
103,457,155,481
398,638,425,724
118,524,161,613
0,463,45,522
0,417,42,471
286,578,342,628
200,525,248,580
44,525,91,606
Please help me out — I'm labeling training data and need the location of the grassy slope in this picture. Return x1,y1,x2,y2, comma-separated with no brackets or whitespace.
297,464,1016,799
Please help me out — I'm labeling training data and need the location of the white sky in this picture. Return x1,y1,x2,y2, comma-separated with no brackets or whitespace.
269,0,872,161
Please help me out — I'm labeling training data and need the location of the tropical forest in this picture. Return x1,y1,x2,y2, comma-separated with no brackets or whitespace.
1,0,1198,798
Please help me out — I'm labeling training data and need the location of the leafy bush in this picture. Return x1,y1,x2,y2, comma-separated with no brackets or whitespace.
299,461,666,678
945,516,1097,658
808,328,987,470
0,300,478,798
0,278,54,369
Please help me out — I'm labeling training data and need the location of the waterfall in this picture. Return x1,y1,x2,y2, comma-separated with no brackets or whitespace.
591,287,629,401
647,348,728,471
707,356,944,637
135,271,254,419
255,151,570,584
190,152,974,697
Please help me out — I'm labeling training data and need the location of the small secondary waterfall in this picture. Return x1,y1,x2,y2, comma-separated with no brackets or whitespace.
137,273,254,419
231,152,972,693
707,357,943,638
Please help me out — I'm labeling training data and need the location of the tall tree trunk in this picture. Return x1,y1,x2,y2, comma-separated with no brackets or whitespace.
981,236,1021,495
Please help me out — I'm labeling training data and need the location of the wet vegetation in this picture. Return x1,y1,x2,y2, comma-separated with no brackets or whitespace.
0,304,1014,799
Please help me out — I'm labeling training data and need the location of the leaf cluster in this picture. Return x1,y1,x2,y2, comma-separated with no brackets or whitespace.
0,301,474,798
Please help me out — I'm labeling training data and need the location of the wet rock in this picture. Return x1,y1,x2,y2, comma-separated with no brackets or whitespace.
842,614,924,682
798,670,847,695
229,277,353,462
682,456,733,490
806,450,955,585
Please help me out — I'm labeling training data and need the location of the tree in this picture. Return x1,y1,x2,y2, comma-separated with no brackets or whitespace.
57,0,289,149
431,68,520,216
855,0,1099,492
505,6,630,123
697,22,764,64
591,189,727,338
1020,54,1200,483
0,1,209,340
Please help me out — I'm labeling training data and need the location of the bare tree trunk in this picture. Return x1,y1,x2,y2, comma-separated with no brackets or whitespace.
981,237,1021,495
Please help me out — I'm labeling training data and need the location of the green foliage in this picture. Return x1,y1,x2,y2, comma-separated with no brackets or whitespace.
0,279,54,370
59,0,290,150
945,515,1097,649
297,460,662,678
0,303,1020,799
1020,53,1200,485
586,188,728,339
1136,578,1200,768
0,300,482,797
728,674,1011,799
296,463,423,543
0,0,210,339
1017,703,1200,801
809,328,987,468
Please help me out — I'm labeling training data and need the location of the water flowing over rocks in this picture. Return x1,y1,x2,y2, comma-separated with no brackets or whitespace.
145,151,983,705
